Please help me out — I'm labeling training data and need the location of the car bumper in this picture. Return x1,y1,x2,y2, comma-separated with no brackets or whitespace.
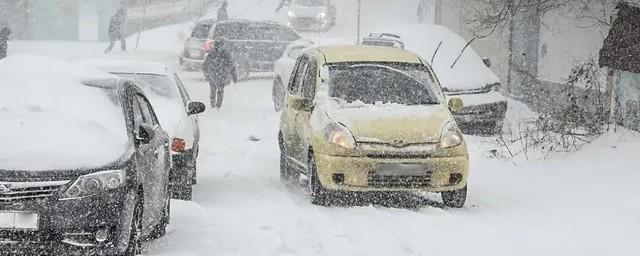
453,101,508,135
0,188,132,255
287,17,331,31
313,153,469,193
179,56,204,70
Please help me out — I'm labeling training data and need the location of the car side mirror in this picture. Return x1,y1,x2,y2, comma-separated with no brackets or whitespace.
482,58,492,68
448,98,464,113
135,124,155,145
187,101,206,115
292,97,313,112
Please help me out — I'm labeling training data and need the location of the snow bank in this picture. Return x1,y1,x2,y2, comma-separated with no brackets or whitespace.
0,55,129,170
372,24,501,91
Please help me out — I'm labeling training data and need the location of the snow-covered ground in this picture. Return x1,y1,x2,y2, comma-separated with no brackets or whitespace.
4,0,640,255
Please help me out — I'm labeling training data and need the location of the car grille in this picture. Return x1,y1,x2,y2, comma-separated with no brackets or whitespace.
367,172,432,188
0,181,69,202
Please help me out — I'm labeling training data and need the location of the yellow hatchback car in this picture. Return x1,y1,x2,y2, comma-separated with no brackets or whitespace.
278,45,469,207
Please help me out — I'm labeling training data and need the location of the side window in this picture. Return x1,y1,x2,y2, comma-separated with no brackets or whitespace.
288,56,308,95
173,74,191,106
302,57,317,99
136,94,159,126
131,96,144,128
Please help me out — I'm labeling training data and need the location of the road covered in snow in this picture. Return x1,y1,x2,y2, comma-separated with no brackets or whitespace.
6,0,640,255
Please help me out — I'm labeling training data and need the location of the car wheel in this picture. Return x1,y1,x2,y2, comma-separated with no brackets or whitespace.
308,153,330,206
279,134,299,186
121,196,143,256
441,185,467,208
273,79,284,111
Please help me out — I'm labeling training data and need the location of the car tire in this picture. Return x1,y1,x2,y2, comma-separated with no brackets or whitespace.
308,153,330,206
121,195,143,256
236,61,250,81
279,134,299,186
441,185,467,208
273,79,284,111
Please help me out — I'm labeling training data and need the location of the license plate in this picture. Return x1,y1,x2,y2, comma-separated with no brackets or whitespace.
375,164,427,176
0,211,39,230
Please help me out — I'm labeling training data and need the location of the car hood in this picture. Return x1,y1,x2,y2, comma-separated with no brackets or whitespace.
290,6,327,17
321,104,452,144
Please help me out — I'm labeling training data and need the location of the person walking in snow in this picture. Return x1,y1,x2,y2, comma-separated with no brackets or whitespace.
104,8,127,53
217,1,229,21
202,38,237,109
0,26,11,60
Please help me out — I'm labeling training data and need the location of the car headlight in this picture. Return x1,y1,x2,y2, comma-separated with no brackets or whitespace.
317,12,327,19
60,170,126,199
288,11,296,18
324,123,356,149
439,121,463,149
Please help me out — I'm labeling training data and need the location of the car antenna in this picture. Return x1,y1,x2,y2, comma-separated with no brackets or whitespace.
430,40,443,66
450,38,477,69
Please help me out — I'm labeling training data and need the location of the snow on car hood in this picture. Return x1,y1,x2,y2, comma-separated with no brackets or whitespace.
0,55,130,171
317,102,452,144
372,24,500,91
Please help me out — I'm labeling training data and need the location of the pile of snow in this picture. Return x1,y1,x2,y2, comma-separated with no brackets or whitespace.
372,24,501,91
0,55,129,170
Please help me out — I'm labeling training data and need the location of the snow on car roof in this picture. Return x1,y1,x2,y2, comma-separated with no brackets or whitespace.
0,55,130,171
79,58,169,76
372,24,501,91
315,45,422,64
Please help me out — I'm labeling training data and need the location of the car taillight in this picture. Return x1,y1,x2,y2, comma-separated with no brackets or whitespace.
203,39,214,52
171,138,186,152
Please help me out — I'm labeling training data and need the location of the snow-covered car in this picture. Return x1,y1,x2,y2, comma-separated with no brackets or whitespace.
286,0,337,32
279,46,469,207
361,33,405,49
368,24,508,135
179,18,217,71
202,19,302,80
273,39,314,111
81,59,206,201
0,56,171,255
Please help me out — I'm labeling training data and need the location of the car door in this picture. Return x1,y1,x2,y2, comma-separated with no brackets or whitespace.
293,56,318,169
281,56,307,170
134,93,170,232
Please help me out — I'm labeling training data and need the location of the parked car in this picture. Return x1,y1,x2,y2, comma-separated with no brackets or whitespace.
180,18,217,71
278,45,470,207
361,33,405,49
202,19,301,80
366,24,508,135
273,39,314,111
0,56,171,255
81,59,206,201
285,0,337,32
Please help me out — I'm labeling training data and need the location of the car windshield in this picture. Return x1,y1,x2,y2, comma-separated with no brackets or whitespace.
327,63,440,105
293,0,326,7
114,73,178,99
214,23,298,41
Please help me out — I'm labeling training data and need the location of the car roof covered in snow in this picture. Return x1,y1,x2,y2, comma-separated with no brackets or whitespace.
79,59,170,76
313,45,422,64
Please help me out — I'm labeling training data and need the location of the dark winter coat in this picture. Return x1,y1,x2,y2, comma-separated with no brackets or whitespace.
203,44,237,86
0,27,11,59
217,3,229,21
108,10,127,39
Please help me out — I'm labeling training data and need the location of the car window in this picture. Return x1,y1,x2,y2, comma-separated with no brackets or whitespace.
115,73,178,100
130,95,145,129
192,23,213,39
136,94,159,126
302,57,317,99
173,73,191,106
289,56,308,95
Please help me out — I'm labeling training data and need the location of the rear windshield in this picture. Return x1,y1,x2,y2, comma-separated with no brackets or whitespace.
327,63,440,105
192,23,213,39
293,0,327,6
114,73,178,100
214,23,299,41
